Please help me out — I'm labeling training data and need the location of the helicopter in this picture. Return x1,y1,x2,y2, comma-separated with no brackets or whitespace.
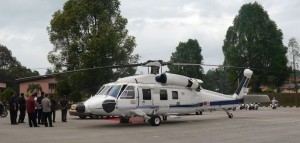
75,60,270,126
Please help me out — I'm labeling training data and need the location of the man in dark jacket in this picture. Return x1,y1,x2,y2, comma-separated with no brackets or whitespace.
50,95,57,122
9,94,18,125
18,93,26,123
36,92,44,124
59,95,68,122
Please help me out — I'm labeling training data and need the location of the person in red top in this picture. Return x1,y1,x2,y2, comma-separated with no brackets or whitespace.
26,93,39,127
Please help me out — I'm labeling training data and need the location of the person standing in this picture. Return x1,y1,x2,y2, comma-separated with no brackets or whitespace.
36,92,44,124
59,95,68,122
18,93,26,123
26,94,39,127
8,94,18,125
50,95,57,122
41,94,53,127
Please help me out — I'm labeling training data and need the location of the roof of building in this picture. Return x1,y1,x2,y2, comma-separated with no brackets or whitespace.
15,74,55,83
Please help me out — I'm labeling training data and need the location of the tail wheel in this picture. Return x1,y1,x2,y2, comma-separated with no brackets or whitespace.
228,113,233,118
150,115,161,126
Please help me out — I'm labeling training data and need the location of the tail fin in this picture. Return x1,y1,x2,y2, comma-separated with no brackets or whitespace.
233,69,253,99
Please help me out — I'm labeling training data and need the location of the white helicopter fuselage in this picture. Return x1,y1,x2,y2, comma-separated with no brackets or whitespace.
80,73,246,117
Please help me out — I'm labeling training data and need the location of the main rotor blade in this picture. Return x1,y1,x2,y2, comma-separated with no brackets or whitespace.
53,63,143,75
170,63,251,69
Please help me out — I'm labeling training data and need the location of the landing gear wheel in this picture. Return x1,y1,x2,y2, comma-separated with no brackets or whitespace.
90,114,100,119
1,110,8,117
79,115,87,119
228,113,233,118
119,115,130,123
162,116,167,121
150,115,161,126
196,111,203,115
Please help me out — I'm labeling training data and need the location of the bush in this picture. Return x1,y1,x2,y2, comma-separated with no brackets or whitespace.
262,88,275,93
0,87,16,101
69,90,82,103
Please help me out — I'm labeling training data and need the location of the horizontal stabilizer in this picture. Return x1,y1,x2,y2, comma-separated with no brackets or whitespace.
243,95,270,104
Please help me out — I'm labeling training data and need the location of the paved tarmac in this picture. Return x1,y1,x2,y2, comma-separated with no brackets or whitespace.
0,107,300,143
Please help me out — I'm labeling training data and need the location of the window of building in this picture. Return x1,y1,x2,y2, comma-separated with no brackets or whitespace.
142,89,151,100
160,89,168,100
172,91,178,99
48,83,56,90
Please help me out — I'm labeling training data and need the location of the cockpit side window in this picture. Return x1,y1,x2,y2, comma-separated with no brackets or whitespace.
95,86,105,95
99,86,111,95
105,85,122,98
120,86,135,99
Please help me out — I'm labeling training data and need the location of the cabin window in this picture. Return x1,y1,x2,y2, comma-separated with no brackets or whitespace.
120,86,135,99
172,91,178,99
142,89,151,100
160,89,168,100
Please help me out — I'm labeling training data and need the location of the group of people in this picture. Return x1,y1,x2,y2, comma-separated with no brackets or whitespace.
8,92,69,128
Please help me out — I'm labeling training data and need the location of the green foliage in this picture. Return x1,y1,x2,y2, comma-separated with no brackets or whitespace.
27,83,43,93
262,88,275,93
168,39,203,79
55,77,71,97
69,90,82,102
222,2,289,93
47,0,138,95
202,67,231,94
0,44,39,91
0,87,16,101
288,37,300,93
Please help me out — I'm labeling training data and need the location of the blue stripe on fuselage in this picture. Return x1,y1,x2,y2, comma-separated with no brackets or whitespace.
117,99,244,109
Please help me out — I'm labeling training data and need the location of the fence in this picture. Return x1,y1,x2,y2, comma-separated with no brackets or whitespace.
260,93,300,107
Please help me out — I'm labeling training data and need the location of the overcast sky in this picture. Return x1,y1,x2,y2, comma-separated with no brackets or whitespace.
1,0,300,75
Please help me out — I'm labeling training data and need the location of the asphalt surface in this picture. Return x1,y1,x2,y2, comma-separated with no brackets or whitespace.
0,107,300,143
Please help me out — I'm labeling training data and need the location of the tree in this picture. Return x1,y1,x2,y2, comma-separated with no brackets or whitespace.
27,84,43,94
222,2,289,92
69,90,82,102
0,44,39,91
168,39,203,79
0,87,16,101
202,67,230,94
288,37,300,93
47,0,138,95
55,77,71,97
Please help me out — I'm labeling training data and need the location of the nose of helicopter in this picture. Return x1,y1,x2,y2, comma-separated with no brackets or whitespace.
102,100,116,113
76,104,85,113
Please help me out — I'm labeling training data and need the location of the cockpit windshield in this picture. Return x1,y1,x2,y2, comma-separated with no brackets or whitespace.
94,85,112,96
105,85,122,98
